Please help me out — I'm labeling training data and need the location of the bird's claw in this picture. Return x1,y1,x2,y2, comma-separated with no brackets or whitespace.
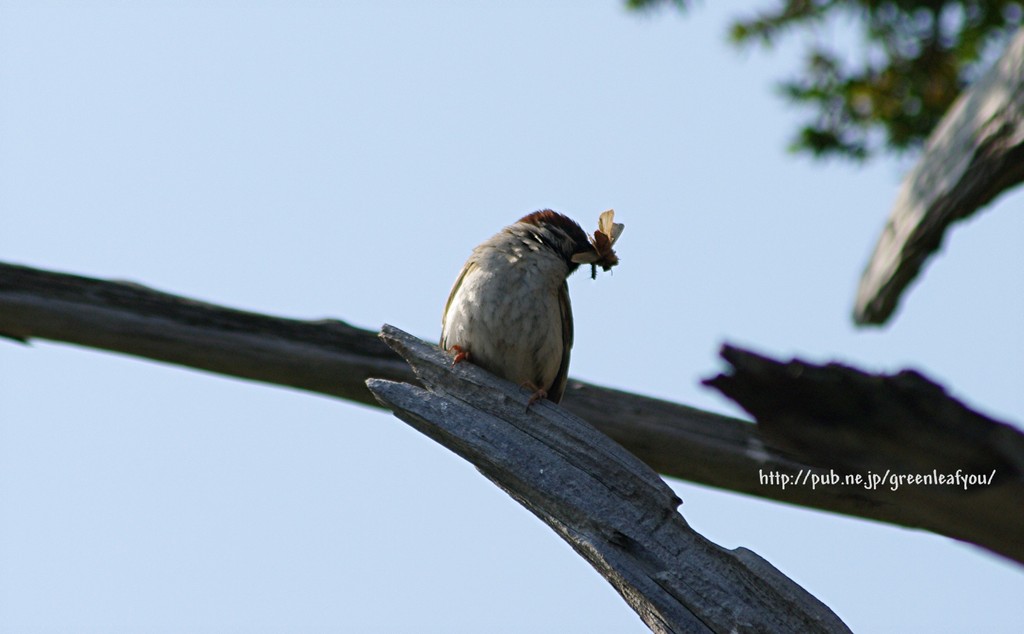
450,345,470,366
523,382,548,412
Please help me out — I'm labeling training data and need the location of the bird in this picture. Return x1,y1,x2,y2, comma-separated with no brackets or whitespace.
440,209,623,404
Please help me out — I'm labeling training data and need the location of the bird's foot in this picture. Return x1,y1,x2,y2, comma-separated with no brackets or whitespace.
522,382,548,411
450,345,470,366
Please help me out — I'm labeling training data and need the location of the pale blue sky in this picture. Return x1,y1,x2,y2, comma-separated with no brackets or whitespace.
2,2,1023,632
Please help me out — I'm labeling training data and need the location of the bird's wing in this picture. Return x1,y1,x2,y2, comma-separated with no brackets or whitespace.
440,258,477,348
548,280,574,404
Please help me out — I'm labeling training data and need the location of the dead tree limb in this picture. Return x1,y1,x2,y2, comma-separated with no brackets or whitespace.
705,345,1024,565
3,261,1022,564
0,261,412,407
854,26,1024,325
367,325,851,634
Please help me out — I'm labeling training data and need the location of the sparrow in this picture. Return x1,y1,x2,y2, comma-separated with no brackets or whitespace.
441,209,623,404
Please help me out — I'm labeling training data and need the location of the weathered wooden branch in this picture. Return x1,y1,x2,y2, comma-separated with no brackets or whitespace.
3,261,1022,564
367,325,851,634
854,26,1024,325
705,345,1024,565
0,262,413,406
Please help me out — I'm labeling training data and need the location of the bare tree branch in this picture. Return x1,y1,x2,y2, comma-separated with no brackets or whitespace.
3,261,1022,564
854,26,1024,325
705,345,1024,565
368,325,851,634
0,261,411,407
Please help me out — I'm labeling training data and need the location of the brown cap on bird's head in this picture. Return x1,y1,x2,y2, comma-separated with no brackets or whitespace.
518,209,592,251
571,210,625,278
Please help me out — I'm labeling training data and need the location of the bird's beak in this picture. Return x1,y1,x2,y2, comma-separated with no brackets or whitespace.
571,251,601,264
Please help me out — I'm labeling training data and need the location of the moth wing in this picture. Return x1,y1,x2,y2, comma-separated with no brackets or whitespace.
597,209,624,246
607,222,624,245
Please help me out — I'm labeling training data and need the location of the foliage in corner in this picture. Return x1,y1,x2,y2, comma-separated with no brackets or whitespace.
628,0,1023,161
